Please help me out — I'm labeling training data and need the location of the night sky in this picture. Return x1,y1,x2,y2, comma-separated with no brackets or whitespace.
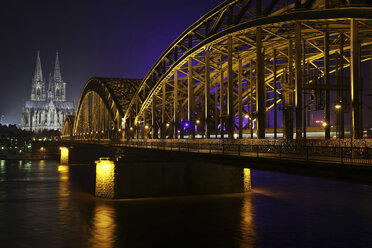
0,0,221,125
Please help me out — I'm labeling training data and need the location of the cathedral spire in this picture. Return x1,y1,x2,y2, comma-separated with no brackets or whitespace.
33,50,43,82
53,51,62,82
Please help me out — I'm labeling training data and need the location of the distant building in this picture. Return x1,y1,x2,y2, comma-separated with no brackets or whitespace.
21,51,75,132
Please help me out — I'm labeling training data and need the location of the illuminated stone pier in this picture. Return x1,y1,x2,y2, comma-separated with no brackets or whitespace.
93,157,251,199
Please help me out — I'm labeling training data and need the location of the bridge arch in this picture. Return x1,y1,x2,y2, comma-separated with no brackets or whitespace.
61,115,75,139
72,77,140,140
124,0,372,140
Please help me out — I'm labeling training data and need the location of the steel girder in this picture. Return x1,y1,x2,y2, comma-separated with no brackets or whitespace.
124,0,372,140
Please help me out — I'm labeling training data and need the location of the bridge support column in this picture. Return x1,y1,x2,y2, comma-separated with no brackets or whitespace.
351,19,363,139
205,49,211,139
250,60,254,139
273,49,277,139
161,80,166,139
238,57,243,139
214,81,218,138
295,21,302,140
220,68,224,139
60,147,69,165
324,31,330,139
283,40,294,140
174,69,179,139
152,95,158,139
188,57,195,139
227,36,234,139
256,27,265,139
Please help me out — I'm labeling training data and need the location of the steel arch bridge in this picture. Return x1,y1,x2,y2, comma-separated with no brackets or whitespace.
62,0,372,142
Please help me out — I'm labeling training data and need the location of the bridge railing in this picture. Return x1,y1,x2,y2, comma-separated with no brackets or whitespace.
120,140,372,166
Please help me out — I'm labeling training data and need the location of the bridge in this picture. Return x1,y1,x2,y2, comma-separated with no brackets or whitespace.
61,0,372,166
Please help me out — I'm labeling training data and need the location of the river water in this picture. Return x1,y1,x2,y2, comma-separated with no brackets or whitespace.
0,159,372,248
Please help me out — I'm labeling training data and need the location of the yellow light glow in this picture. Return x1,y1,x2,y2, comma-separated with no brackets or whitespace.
40,147,45,152
196,120,200,124
91,204,116,248
60,147,69,165
130,127,133,131
244,114,249,119
243,168,251,192
95,158,115,198
101,130,104,133
322,122,327,127
166,123,170,127
335,104,342,109
145,125,149,129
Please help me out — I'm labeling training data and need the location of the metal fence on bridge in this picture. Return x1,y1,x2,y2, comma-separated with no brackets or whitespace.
120,141,372,166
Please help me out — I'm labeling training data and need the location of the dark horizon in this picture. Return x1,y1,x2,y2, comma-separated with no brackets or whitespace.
0,0,220,125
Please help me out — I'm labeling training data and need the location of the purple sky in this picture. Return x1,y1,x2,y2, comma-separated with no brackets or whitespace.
0,0,221,124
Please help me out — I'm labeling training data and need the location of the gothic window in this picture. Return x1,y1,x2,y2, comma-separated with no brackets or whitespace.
56,89,60,97
37,88,40,96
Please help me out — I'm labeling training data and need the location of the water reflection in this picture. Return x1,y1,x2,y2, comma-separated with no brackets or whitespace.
0,160,5,173
243,168,251,192
240,195,255,247
58,165,70,203
90,203,116,248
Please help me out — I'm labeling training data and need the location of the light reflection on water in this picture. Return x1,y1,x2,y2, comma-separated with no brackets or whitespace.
0,159,372,248
90,204,116,248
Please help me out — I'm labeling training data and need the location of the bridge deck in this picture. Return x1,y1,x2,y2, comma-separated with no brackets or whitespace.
98,139,372,167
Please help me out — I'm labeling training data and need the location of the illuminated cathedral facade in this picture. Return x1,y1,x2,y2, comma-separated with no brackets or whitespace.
21,51,75,132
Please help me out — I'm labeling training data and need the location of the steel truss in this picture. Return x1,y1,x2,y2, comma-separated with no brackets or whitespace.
124,0,372,140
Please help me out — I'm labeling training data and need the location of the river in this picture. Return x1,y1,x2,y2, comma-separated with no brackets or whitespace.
0,159,371,247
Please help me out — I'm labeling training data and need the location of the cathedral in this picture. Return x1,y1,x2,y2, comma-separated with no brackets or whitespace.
21,51,75,132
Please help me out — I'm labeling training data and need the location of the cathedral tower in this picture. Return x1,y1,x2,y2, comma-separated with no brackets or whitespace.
30,51,46,101
53,52,66,101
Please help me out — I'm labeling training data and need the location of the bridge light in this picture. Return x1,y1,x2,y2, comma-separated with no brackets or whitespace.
166,123,170,127
130,127,133,131
96,131,98,134
335,104,342,109
118,128,121,132
145,125,149,129
244,114,249,119
196,120,200,124
177,130,180,133
322,122,328,127
101,130,104,133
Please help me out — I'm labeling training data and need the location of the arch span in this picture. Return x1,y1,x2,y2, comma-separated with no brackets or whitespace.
72,77,140,140
61,115,75,139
